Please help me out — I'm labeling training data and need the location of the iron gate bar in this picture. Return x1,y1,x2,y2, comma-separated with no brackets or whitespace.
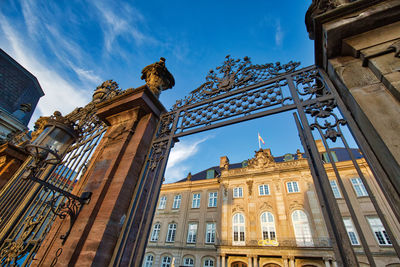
287,74,359,266
320,70,400,256
293,113,347,267
316,128,376,267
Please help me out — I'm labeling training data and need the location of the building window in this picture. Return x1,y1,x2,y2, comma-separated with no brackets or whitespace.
150,223,161,241
330,180,342,198
367,217,391,245
208,192,218,207
143,254,153,267
286,181,299,193
204,258,215,267
260,212,276,240
187,223,197,243
322,151,338,163
166,223,177,242
161,256,172,267
172,194,181,209
192,193,201,208
259,184,270,196
233,187,243,198
206,169,215,179
158,196,167,209
291,210,313,246
351,178,368,197
343,218,360,245
232,213,245,245
183,257,194,267
205,223,216,243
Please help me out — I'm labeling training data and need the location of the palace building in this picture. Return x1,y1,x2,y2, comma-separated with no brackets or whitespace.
143,141,400,267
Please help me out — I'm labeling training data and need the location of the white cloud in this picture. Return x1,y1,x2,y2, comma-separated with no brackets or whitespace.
90,0,158,54
164,136,210,183
0,12,90,127
275,20,284,46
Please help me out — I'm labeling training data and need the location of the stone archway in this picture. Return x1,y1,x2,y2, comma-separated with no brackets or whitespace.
232,261,247,267
263,264,281,267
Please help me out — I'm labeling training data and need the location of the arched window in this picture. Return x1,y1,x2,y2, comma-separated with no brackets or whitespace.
260,212,276,240
143,254,154,267
204,258,215,267
232,213,245,245
291,210,313,246
161,256,172,267
183,257,194,267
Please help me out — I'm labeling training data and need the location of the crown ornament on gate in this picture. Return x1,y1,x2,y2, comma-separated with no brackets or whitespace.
172,55,300,110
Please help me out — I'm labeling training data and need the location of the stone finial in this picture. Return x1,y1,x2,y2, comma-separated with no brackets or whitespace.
187,172,192,181
141,57,175,98
296,149,303,159
220,156,229,171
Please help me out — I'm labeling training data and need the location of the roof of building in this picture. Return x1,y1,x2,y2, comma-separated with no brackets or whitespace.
173,147,363,184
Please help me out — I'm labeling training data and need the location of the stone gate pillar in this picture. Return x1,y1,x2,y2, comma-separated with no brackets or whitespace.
32,59,174,266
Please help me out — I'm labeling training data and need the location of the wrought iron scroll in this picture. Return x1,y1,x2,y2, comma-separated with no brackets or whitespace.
0,80,122,267
172,55,300,109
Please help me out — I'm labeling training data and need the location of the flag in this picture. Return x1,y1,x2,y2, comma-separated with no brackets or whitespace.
258,132,265,145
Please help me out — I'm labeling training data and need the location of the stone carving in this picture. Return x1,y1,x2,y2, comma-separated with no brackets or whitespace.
247,148,275,169
305,0,346,40
232,205,244,213
260,201,273,211
220,156,230,171
289,201,303,211
141,57,175,97
389,40,400,58
246,180,253,196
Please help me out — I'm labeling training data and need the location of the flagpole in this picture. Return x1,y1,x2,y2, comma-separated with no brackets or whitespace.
258,132,261,149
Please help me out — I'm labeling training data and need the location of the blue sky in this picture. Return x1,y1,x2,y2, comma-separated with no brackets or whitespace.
0,0,316,183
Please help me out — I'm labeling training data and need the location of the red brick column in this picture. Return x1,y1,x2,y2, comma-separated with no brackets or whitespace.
32,86,165,266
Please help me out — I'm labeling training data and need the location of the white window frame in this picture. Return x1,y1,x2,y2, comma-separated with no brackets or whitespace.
161,256,172,267
260,212,276,241
343,217,360,245
286,181,300,193
233,187,243,198
166,223,177,242
150,223,161,241
259,184,270,196
172,194,181,209
330,180,342,198
183,257,194,267
203,258,215,267
205,222,216,243
187,223,197,243
367,217,392,246
232,213,245,245
351,178,368,197
143,254,154,267
192,193,201,208
208,192,218,207
158,196,167,209
291,210,313,246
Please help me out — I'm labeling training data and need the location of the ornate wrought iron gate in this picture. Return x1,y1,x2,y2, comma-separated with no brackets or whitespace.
0,56,399,267
111,56,400,267
0,81,122,266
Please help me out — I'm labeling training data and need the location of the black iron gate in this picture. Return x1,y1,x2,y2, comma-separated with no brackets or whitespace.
111,56,400,267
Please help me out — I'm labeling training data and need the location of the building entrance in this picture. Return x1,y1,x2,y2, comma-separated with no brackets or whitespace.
232,261,247,267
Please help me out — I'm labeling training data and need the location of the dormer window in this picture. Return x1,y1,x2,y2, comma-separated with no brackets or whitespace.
322,151,338,163
206,169,215,179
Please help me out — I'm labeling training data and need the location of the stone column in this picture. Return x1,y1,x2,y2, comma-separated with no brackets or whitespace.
289,256,295,267
248,255,253,267
32,86,166,266
283,257,289,267
253,256,258,267
324,258,331,267
221,255,226,267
